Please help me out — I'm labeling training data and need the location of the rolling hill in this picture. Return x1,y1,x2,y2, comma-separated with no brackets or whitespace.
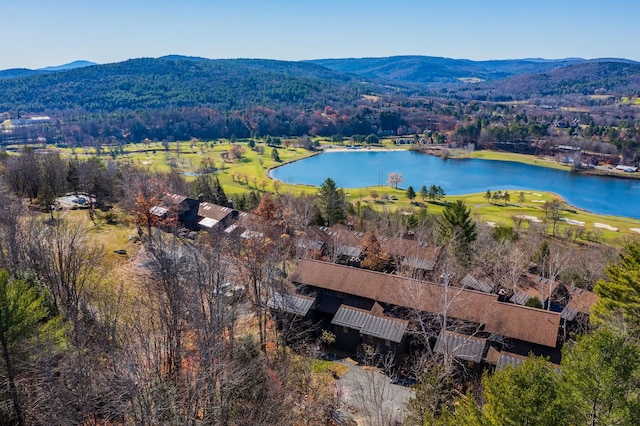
1,55,639,115
307,56,594,84
0,57,365,112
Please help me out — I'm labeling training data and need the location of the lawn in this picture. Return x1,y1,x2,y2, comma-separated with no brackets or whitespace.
470,150,570,171
25,140,640,245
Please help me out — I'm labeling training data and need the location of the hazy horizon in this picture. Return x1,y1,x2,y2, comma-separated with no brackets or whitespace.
2,0,639,70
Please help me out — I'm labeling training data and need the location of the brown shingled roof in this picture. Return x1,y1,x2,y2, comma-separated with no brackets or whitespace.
565,287,598,314
198,202,235,222
290,260,560,347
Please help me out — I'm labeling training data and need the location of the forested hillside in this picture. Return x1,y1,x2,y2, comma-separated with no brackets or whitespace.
0,57,365,112
309,56,598,85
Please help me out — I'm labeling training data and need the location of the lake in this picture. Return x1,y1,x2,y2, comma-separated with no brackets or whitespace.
270,150,640,219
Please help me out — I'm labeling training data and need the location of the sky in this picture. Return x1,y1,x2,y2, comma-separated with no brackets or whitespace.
2,0,639,69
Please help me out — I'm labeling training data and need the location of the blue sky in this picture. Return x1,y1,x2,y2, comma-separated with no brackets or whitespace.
2,0,638,69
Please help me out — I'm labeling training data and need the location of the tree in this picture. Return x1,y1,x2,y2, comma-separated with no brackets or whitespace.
404,363,455,426
440,200,477,247
271,148,281,162
592,241,640,327
360,233,390,272
485,189,492,204
544,197,564,236
428,184,445,202
560,326,640,425
254,192,279,222
420,185,428,202
365,133,379,145
518,191,526,204
406,186,416,202
436,356,564,426
0,271,61,426
317,178,345,226
387,172,403,189
228,144,246,161
482,356,564,426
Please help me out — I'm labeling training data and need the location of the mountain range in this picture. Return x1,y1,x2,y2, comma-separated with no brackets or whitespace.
0,55,638,113
0,60,97,79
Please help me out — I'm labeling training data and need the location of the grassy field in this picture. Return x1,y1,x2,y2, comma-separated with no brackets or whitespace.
27,139,640,245
470,150,570,171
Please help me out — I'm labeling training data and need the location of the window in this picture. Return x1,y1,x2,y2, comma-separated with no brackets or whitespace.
343,326,349,334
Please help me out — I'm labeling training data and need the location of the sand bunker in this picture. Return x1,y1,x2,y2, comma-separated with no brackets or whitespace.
516,214,543,223
594,223,618,232
562,218,585,226
531,200,546,203
485,221,497,228
631,228,640,234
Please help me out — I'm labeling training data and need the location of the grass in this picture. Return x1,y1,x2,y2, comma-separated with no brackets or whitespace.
20,140,640,245
470,150,570,171
311,359,350,378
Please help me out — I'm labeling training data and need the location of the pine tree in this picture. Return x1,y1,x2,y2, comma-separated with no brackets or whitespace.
406,185,416,202
592,241,640,327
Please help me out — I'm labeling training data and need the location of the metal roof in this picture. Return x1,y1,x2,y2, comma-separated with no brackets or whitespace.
296,239,324,251
332,305,368,329
337,245,362,258
400,256,436,271
361,314,407,343
198,217,219,228
510,291,532,305
434,331,487,363
560,306,578,321
267,292,315,316
496,352,526,370
331,305,407,343
461,274,493,293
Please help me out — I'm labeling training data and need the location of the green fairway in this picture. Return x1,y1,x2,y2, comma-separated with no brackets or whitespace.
26,140,640,244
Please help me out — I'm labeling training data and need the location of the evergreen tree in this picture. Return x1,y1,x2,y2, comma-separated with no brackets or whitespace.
0,271,62,425
440,201,476,245
317,178,345,226
271,147,281,162
592,241,640,328
420,185,428,202
560,326,640,425
485,189,492,204
406,185,416,202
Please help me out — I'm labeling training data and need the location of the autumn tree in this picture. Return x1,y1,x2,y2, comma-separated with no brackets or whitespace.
387,172,403,189
254,192,279,222
360,232,390,272
23,220,104,334
228,144,246,161
544,197,564,236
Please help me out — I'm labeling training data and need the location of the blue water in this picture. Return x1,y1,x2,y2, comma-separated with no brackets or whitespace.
270,151,640,219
